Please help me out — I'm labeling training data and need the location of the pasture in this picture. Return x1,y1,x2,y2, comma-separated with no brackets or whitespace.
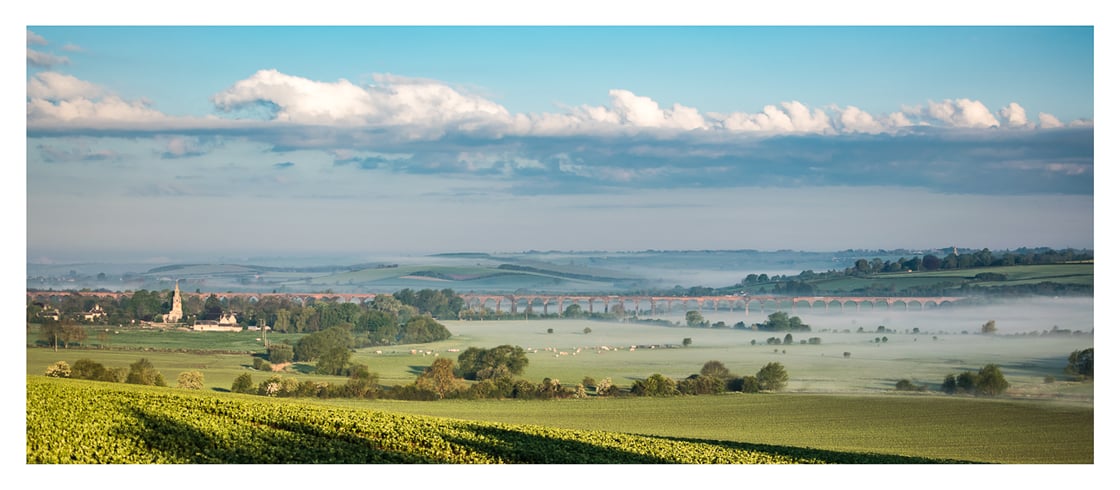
29,298,1094,398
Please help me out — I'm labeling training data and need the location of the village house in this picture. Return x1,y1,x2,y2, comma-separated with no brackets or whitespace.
80,304,107,322
192,312,242,332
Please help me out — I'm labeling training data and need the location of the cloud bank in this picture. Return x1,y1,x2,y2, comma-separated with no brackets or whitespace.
27,67,1093,198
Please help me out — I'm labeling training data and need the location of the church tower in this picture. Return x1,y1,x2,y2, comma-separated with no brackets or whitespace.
165,280,183,323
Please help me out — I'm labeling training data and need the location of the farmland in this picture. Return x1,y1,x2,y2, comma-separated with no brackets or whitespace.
28,377,968,464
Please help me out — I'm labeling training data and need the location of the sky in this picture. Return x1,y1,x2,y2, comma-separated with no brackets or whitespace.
17,6,1102,264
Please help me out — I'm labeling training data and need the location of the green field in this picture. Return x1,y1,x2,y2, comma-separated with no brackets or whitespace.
802,263,1093,293
26,297,1094,464
29,377,970,464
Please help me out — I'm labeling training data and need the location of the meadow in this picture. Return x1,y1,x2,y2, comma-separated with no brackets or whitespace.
26,297,1094,464
27,376,972,464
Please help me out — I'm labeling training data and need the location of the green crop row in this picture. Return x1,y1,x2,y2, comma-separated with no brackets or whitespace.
26,376,961,464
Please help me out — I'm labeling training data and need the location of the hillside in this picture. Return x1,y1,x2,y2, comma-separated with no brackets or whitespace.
27,377,964,464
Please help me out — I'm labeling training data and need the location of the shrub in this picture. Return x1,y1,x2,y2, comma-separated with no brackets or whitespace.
756,362,789,392
176,371,204,390
231,373,254,394
976,364,1009,396
125,358,166,387
895,379,925,392
268,343,294,364
940,374,958,394
740,375,761,393
45,361,71,378
631,373,678,397
1065,348,1093,379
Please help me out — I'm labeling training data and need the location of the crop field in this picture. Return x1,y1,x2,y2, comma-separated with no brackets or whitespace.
356,392,1093,463
806,263,1093,292
28,377,967,464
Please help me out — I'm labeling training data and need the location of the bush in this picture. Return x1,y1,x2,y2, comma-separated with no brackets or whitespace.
176,371,204,390
678,374,725,395
740,375,761,393
895,379,925,392
756,362,789,392
231,373,254,394
1066,348,1093,379
976,364,1009,396
125,358,166,387
45,361,71,378
268,343,294,364
631,373,678,397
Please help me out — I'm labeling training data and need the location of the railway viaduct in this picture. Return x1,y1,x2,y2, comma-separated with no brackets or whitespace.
28,290,968,319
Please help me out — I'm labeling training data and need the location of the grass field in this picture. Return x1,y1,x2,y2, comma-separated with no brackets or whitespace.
25,375,1092,464
25,296,1094,464
803,264,1093,293
347,392,1093,463
30,377,974,464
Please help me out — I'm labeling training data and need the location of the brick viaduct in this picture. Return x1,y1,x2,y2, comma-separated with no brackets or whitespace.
28,290,968,319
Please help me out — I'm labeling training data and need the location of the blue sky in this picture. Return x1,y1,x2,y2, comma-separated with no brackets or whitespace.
20,19,1098,263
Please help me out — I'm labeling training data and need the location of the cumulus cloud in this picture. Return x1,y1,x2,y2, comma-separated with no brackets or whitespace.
921,98,1001,128
29,68,1089,143
27,72,102,100
1039,112,1063,129
27,29,47,46
211,69,512,134
27,49,70,68
27,29,70,68
999,102,1033,128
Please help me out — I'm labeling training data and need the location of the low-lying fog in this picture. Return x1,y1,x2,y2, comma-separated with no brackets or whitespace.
668,297,1093,335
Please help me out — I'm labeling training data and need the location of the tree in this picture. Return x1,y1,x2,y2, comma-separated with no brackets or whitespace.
783,333,794,345
316,345,352,376
631,373,677,396
45,361,71,378
40,321,64,351
981,320,997,334
344,363,379,399
756,362,789,391
294,326,353,362
940,374,958,394
400,316,452,343
678,374,725,395
955,371,978,394
700,360,731,379
457,345,529,380
685,310,706,327
682,337,692,347
563,304,583,318
176,371,204,390
1066,348,1093,379
268,343,294,364
231,373,255,394
125,358,166,386
201,294,224,321
415,357,462,399
976,364,1009,396
740,375,761,393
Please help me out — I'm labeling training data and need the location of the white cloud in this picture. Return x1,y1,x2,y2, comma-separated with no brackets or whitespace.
923,98,1000,128
28,68,1088,140
211,69,512,131
27,72,171,126
837,106,884,133
27,29,47,46
999,102,1033,128
1038,112,1063,129
27,72,103,100
27,49,70,68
